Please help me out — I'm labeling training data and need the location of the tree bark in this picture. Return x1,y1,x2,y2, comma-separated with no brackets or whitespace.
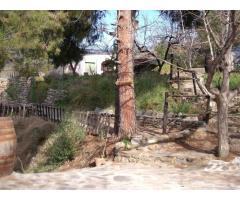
114,32,120,135
216,47,232,158
158,36,173,73
69,62,77,75
216,95,229,158
116,10,136,138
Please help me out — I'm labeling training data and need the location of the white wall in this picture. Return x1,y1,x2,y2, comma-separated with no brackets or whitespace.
76,54,111,75
50,53,111,76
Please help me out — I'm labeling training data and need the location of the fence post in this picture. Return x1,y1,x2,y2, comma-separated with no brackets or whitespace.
163,92,169,134
192,72,197,95
170,53,174,80
205,95,211,123
0,103,2,116
176,63,180,91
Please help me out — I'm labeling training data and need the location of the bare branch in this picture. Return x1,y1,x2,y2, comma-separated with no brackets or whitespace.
203,11,221,49
203,11,215,60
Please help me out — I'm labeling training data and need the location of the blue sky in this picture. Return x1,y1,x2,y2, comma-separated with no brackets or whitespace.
95,10,166,50
103,10,159,25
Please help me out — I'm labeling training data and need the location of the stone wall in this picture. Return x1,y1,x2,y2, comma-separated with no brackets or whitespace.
17,77,32,104
0,76,32,104
44,89,66,105
0,78,9,102
0,78,9,94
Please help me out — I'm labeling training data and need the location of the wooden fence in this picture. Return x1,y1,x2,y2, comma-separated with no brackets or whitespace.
162,92,211,134
73,111,114,137
169,63,199,95
72,111,167,136
0,102,64,122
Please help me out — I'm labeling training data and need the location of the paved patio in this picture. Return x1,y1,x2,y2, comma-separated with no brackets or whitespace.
0,162,240,190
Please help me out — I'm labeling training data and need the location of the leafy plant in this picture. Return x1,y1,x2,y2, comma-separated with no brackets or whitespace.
28,79,49,103
122,137,131,150
170,101,191,114
6,84,18,100
29,115,86,172
210,72,240,90
47,133,75,165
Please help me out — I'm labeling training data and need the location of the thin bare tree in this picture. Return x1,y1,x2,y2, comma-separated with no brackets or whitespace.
202,10,240,158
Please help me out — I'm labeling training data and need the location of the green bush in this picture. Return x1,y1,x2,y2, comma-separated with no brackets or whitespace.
135,72,169,112
28,79,49,103
47,133,75,165
29,115,86,172
46,116,85,166
170,101,191,114
35,72,170,112
6,84,18,100
211,72,240,90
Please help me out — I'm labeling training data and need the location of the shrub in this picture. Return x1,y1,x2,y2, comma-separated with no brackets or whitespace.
46,116,85,166
34,72,170,112
46,133,75,165
28,79,49,103
6,84,18,100
29,115,86,172
210,72,240,90
170,101,191,114
135,72,169,112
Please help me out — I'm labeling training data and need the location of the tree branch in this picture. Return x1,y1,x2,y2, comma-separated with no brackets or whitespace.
203,11,221,49
134,40,162,71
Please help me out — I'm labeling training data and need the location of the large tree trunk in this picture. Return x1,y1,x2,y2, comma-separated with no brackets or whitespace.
114,43,120,135
217,95,229,158
115,10,136,138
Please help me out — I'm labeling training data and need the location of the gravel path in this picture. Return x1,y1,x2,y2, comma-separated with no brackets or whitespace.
1,162,240,190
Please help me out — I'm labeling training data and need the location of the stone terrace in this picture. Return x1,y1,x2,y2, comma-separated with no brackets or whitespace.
1,162,240,189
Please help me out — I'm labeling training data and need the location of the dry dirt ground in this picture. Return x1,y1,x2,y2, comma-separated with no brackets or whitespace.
13,117,239,172
57,135,117,171
12,117,116,172
2,117,240,189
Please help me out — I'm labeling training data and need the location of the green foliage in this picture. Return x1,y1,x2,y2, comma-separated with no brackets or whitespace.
38,72,170,112
50,11,105,69
0,11,67,75
30,115,86,172
0,11,105,76
160,64,171,75
212,72,240,90
5,84,18,100
47,116,85,166
28,78,49,103
122,137,131,150
47,133,75,165
170,101,191,114
155,43,168,61
45,74,116,110
135,72,169,112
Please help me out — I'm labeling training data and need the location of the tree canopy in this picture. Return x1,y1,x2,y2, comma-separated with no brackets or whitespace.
0,10,105,76
50,11,105,74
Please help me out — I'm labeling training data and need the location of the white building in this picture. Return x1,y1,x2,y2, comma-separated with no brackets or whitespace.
53,50,112,76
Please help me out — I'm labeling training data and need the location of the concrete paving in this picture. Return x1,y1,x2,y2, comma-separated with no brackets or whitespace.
1,162,240,190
